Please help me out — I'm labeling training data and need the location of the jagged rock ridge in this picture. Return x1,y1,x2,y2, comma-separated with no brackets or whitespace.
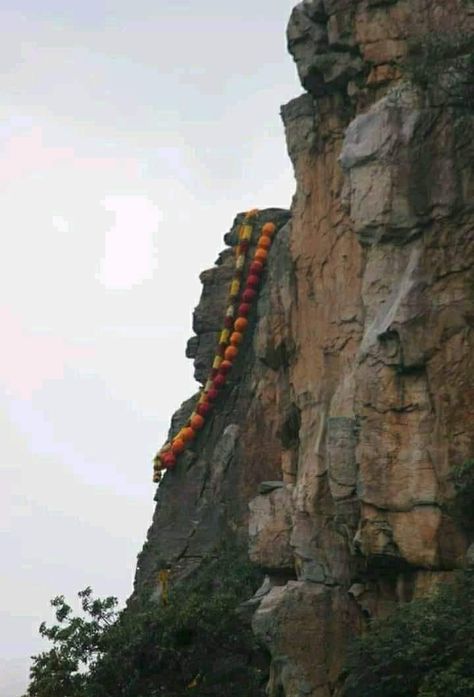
134,208,292,595
134,2,474,695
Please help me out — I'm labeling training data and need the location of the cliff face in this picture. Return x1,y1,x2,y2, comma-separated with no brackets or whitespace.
135,1,474,695
134,207,292,595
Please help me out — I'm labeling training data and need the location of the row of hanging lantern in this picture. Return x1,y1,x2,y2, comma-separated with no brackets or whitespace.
153,210,277,482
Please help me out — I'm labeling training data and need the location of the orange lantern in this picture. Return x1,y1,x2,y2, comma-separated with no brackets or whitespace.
258,235,272,249
225,345,239,361
181,427,195,443
151,217,280,484
255,248,268,263
230,331,243,346
234,317,248,332
262,222,276,236
171,438,186,455
190,413,205,430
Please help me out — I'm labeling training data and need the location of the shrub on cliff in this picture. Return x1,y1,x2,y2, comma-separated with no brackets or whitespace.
343,570,474,697
25,547,266,697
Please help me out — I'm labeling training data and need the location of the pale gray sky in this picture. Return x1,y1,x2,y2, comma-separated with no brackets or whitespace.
0,2,299,694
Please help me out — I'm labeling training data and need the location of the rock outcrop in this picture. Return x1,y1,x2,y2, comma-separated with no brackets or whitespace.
134,2,474,695
133,208,292,595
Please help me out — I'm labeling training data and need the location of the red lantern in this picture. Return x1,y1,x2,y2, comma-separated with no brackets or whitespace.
219,360,233,374
162,452,177,469
250,261,263,275
197,402,212,417
246,274,260,289
242,288,256,303
213,374,226,389
238,303,251,317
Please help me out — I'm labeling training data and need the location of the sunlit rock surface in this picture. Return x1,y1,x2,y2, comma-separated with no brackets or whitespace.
134,1,474,695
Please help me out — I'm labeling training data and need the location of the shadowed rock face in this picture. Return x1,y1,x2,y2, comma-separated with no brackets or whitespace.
133,208,292,595
134,2,474,695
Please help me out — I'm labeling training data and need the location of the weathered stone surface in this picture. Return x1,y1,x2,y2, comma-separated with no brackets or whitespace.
287,3,327,50
339,88,419,170
300,0,326,21
273,1,473,693
253,582,360,697
287,0,367,97
281,94,319,164
185,334,198,359
366,63,401,86
466,543,474,569
258,480,285,495
339,85,473,243
190,252,234,383
134,2,474,696
288,0,474,102
291,508,357,586
282,448,299,484
327,11,356,49
326,416,358,500
254,221,296,370
134,208,291,596
249,486,294,571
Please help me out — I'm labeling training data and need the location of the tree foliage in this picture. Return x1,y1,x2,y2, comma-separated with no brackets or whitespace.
343,570,474,697
25,547,267,697
25,588,118,697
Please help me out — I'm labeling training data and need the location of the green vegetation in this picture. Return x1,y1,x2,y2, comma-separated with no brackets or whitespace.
25,547,267,697
343,570,474,697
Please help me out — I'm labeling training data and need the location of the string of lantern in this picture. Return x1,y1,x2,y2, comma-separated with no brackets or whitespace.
153,210,277,482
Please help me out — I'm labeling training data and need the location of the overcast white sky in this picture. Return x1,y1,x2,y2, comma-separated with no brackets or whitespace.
0,1,300,694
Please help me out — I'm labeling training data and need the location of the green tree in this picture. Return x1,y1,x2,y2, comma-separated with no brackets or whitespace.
344,571,474,697
25,588,118,697
25,547,267,697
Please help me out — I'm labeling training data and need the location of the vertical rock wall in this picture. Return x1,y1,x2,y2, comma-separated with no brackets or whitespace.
134,2,473,695
250,2,473,695
133,208,292,597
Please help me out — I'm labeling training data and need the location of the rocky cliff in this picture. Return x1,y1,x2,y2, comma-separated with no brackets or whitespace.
134,2,474,695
